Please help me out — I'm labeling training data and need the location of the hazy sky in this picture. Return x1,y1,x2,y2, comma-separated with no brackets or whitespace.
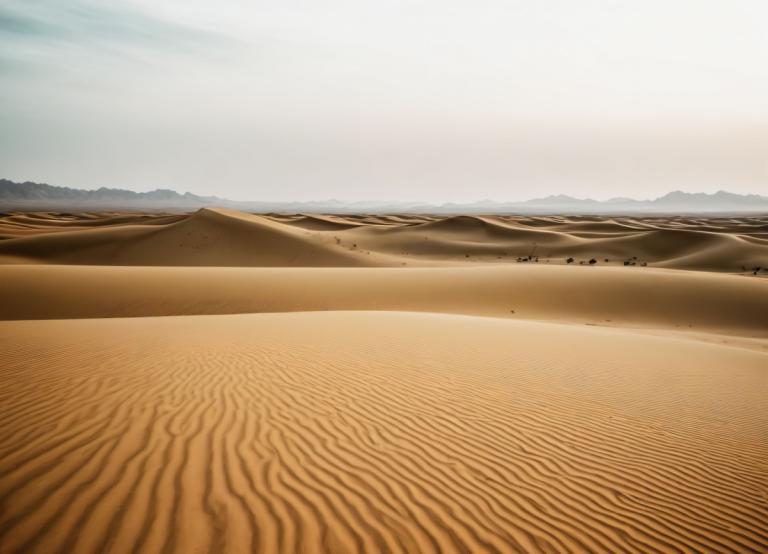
1,0,767,201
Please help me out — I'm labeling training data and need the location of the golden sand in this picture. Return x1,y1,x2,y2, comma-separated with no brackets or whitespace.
0,209,766,553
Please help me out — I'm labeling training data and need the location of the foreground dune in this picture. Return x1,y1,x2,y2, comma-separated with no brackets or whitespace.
1,311,767,553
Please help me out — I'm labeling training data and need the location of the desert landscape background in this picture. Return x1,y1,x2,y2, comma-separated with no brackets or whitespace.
4,0,768,551
1,208,767,553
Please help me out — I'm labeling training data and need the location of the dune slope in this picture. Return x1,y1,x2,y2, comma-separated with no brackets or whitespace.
1,265,766,339
1,210,766,271
0,208,387,267
1,311,766,554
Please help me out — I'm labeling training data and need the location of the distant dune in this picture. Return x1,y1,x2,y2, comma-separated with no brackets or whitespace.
0,209,378,267
1,209,767,553
0,208,766,272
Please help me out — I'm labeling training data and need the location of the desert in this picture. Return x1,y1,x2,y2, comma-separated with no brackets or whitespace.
1,209,766,553
4,0,768,551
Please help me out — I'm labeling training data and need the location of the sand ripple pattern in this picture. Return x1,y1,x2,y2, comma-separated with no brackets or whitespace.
1,312,767,553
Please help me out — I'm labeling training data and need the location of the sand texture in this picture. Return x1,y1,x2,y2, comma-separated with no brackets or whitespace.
0,209,767,553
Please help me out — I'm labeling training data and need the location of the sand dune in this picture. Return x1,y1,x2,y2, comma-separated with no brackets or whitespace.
1,209,766,271
1,265,766,339
277,214,371,231
0,212,184,238
1,208,767,553
1,312,766,554
0,208,390,267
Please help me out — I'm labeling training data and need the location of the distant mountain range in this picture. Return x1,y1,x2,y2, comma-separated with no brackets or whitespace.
2,178,767,214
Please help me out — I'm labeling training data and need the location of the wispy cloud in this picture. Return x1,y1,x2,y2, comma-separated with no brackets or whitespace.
0,0,240,70
1,0,766,200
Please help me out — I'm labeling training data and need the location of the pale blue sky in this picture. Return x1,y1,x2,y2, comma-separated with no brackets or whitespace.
1,0,767,201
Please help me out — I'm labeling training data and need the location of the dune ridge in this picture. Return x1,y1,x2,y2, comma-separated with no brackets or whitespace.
1,265,766,340
0,209,392,267
0,209,766,271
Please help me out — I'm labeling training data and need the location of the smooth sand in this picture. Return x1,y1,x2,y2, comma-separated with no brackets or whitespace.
0,209,767,553
1,265,767,341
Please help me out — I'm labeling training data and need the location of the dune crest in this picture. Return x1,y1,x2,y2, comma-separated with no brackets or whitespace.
1,265,766,340
1,209,766,271
0,208,383,267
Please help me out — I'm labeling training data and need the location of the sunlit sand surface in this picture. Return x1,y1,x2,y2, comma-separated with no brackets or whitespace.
1,210,766,553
